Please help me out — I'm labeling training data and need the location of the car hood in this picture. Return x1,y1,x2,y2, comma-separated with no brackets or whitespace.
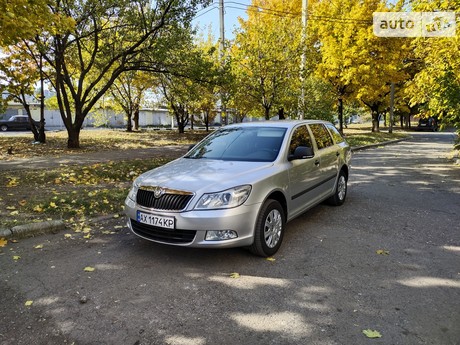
137,158,274,193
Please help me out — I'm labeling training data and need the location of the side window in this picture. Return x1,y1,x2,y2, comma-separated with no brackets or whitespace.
309,124,334,150
289,125,313,155
326,124,345,144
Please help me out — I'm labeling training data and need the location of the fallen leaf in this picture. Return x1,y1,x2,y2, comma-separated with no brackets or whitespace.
49,202,57,208
7,178,19,187
83,234,91,239
266,257,276,262
229,272,240,279
13,255,21,261
64,234,72,239
376,249,390,255
33,205,44,213
0,238,7,247
25,300,33,307
10,210,19,216
362,329,382,338
18,200,27,206
34,244,43,249
6,206,16,210
84,266,95,272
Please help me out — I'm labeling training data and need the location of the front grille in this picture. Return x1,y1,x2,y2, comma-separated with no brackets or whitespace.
136,189,193,211
131,219,196,244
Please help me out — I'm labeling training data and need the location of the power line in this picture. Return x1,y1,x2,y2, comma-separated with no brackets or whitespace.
194,2,373,28
228,1,300,17
194,5,219,19
227,1,373,25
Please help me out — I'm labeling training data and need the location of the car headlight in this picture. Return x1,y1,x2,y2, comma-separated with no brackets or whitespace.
195,185,252,210
127,179,140,201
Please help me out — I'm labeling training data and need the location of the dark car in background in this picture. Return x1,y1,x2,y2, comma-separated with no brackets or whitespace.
0,115,39,132
416,117,438,132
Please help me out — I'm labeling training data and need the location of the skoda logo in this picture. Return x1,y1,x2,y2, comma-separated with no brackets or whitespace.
154,186,165,199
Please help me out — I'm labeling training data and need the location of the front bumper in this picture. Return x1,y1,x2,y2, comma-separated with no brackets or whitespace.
124,197,260,248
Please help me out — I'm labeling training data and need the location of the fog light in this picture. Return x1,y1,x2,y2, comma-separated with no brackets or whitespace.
205,230,238,241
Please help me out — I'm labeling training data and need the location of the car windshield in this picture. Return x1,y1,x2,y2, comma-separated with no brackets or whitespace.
185,126,287,162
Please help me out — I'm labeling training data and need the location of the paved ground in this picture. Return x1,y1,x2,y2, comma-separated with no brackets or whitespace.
0,131,459,345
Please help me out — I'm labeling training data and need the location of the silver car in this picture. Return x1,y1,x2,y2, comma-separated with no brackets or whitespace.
125,120,351,256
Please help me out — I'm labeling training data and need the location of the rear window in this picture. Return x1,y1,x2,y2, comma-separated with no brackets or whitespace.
326,123,345,144
309,124,334,150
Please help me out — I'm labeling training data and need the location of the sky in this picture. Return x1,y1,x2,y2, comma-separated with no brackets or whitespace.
192,0,252,40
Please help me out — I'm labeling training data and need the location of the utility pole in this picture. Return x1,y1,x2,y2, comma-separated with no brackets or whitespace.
299,0,308,119
219,0,228,125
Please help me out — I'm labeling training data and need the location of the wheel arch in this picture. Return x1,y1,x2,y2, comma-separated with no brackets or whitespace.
264,190,288,221
340,164,349,180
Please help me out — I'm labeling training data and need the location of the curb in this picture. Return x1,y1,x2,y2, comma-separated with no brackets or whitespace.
351,138,408,152
0,220,66,239
0,214,123,241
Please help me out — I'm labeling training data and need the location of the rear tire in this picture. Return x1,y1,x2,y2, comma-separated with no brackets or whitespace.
250,199,285,257
328,170,347,206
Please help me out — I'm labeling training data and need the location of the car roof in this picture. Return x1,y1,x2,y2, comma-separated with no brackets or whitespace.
224,120,329,130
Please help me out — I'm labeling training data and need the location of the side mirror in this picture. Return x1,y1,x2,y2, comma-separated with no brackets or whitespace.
288,146,314,161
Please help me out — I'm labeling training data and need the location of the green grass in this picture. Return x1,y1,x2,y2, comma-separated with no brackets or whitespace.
344,131,408,147
0,158,171,228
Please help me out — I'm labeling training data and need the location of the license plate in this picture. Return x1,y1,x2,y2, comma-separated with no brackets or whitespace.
137,211,175,230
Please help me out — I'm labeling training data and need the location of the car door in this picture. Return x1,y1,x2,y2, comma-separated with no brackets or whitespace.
308,123,340,198
287,125,325,219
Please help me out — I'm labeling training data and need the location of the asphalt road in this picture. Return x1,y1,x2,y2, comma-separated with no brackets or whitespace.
1,132,459,345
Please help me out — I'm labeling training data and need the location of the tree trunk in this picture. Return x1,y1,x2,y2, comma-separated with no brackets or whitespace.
38,53,46,143
204,110,209,132
67,126,81,148
133,108,139,131
371,107,380,132
278,107,285,120
126,111,133,132
264,106,270,120
177,121,185,133
37,122,46,142
338,97,344,133
23,102,39,141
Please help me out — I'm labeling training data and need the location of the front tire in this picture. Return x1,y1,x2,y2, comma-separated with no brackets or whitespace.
328,170,347,206
0,125,8,132
250,199,285,257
